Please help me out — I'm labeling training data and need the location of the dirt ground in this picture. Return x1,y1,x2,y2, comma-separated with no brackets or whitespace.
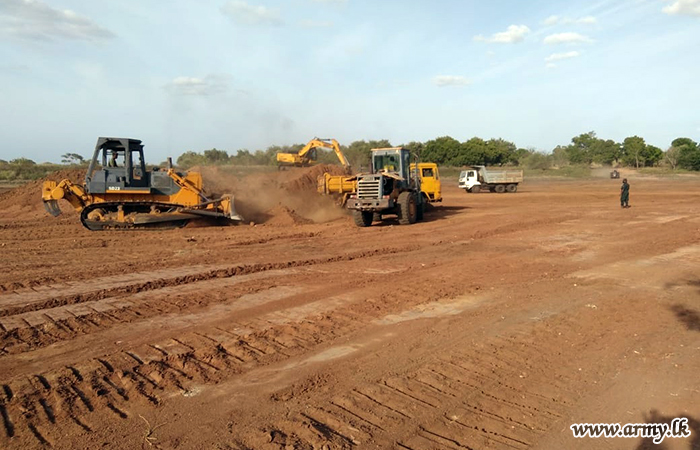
0,171,699,450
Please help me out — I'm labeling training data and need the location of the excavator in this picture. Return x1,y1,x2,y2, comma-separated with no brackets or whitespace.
276,137,351,173
42,137,243,231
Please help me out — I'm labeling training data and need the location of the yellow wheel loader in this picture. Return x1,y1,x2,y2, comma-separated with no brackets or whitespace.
42,137,243,231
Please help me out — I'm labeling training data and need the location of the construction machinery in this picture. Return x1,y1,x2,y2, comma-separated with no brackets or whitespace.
276,138,351,172
346,147,425,227
459,166,523,193
42,137,243,231
318,162,442,206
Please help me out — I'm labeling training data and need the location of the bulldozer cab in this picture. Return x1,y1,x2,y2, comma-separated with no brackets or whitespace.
85,138,149,193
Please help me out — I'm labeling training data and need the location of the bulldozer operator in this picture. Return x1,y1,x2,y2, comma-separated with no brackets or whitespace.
108,150,120,167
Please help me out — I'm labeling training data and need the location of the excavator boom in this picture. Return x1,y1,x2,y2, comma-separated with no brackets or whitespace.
276,137,351,172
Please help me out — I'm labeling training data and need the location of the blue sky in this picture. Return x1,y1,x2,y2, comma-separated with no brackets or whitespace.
0,0,698,163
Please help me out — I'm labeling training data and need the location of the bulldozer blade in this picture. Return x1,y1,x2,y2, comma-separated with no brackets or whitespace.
43,200,62,217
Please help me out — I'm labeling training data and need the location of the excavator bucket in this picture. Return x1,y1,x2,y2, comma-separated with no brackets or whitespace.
43,199,62,217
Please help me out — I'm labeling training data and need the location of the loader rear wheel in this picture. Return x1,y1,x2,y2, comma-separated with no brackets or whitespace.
398,191,417,225
506,184,518,193
372,213,382,222
353,210,373,227
495,184,506,194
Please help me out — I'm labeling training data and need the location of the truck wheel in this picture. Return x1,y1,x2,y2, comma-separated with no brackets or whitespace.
494,185,506,194
506,184,518,193
398,191,417,225
470,186,481,194
353,210,373,227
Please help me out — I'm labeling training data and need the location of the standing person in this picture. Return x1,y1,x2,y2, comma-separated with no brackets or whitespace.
620,178,630,208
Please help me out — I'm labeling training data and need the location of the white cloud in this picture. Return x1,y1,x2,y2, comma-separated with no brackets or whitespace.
166,75,232,96
663,0,700,17
545,51,581,62
0,0,114,42
299,19,333,28
543,15,560,26
546,63,557,69
474,25,530,44
543,32,593,45
220,0,283,26
432,75,471,87
543,15,597,25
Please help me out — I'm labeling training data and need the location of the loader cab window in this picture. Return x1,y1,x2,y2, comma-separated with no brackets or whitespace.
374,154,400,173
421,168,434,178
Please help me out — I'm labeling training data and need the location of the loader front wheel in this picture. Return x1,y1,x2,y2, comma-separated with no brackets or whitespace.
353,210,373,227
398,191,417,225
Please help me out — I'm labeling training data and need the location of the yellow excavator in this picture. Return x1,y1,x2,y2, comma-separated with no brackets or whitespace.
42,137,243,230
276,137,351,173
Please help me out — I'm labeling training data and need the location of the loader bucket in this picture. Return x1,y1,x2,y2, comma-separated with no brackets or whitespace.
43,199,62,217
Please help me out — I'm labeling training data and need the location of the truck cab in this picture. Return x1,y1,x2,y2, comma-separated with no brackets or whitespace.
411,162,442,202
458,168,480,192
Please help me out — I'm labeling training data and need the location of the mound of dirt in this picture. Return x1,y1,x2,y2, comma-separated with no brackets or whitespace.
0,169,85,217
194,164,349,225
263,205,314,227
281,164,347,192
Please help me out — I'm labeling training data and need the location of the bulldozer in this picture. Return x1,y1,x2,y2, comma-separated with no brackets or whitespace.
276,137,351,173
346,147,425,227
42,137,243,231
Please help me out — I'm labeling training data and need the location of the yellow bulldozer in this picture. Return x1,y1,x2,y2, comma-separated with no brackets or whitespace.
42,137,243,231
276,137,351,173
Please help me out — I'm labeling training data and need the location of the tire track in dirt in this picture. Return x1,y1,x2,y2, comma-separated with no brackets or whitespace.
0,245,416,318
0,283,392,448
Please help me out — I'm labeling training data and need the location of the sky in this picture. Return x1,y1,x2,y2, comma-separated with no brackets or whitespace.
0,0,699,163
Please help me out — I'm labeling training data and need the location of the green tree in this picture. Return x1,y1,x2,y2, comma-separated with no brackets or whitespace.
621,136,647,168
176,151,205,168
551,145,570,167
460,137,489,166
61,153,85,165
484,138,516,166
672,138,700,171
422,136,460,165
203,148,229,165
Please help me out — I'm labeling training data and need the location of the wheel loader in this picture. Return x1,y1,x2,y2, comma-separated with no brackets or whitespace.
346,147,425,227
42,137,243,231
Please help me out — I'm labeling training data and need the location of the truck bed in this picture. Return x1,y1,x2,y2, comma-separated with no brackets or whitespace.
482,169,523,184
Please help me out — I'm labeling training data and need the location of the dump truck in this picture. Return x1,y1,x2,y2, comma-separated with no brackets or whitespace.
276,137,351,172
42,137,243,230
459,166,523,193
318,162,442,206
346,147,425,227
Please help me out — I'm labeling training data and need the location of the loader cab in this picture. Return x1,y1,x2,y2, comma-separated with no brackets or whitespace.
85,137,149,194
371,148,414,185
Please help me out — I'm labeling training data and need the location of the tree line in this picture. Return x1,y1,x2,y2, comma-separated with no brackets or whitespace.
2,133,699,181
175,132,700,171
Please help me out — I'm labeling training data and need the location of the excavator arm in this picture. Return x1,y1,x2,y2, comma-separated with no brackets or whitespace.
42,180,91,216
276,137,352,172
